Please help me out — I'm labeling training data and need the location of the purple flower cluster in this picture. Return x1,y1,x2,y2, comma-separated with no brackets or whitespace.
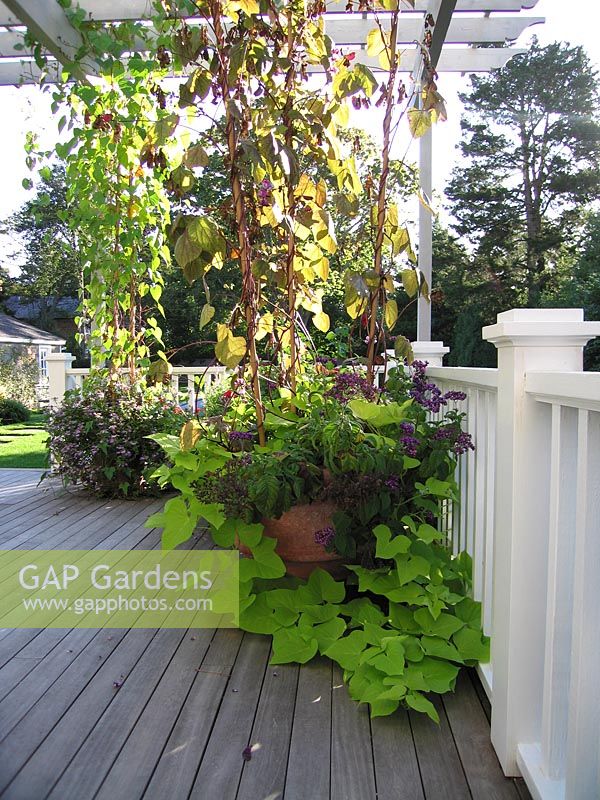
432,425,475,455
47,379,183,497
400,421,415,435
228,431,254,442
384,476,401,491
453,430,475,455
400,435,420,457
326,371,378,405
314,526,335,547
409,361,468,413
443,390,467,402
257,178,273,207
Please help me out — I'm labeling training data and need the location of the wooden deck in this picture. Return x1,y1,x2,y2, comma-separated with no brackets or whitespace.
0,469,530,800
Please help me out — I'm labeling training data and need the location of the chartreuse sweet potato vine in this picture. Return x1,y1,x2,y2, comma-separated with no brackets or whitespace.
147,370,488,722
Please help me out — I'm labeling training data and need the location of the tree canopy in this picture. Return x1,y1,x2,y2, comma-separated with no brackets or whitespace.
447,38,600,307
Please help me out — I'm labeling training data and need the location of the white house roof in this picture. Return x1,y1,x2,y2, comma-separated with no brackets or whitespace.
0,312,66,345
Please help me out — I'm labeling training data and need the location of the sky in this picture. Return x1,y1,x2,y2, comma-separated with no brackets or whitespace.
0,0,598,272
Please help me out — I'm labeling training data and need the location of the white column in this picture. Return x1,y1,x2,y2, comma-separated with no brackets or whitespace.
411,340,448,366
482,309,600,775
416,124,433,342
46,352,75,408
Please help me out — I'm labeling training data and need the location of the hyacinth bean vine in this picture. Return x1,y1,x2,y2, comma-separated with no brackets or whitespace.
24,0,445,408
19,0,480,721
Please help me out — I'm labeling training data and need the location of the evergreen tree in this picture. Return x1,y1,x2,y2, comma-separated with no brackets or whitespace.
447,39,600,306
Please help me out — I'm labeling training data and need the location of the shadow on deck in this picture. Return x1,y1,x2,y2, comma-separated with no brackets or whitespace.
0,469,530,800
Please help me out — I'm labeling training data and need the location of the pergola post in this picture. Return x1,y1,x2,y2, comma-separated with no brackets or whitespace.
417,124,433,342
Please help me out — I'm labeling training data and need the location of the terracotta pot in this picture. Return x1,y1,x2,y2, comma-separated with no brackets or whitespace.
239,500,345,579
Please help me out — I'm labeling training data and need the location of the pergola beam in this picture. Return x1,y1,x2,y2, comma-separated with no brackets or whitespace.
0,47,528,85
0,0,94,80
0,0,541,24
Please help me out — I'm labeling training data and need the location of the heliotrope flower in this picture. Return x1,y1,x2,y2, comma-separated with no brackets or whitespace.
314,526,335,547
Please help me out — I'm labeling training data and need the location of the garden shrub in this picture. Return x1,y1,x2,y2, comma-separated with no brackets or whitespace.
0,346,39,408
0,398,31,424
47,376,186,497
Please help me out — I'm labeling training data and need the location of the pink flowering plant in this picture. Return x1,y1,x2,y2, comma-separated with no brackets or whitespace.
47,376,186,497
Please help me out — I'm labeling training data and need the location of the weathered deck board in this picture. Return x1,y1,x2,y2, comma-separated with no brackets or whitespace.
284,656,333,800
0,470,530,800
331,665,378,800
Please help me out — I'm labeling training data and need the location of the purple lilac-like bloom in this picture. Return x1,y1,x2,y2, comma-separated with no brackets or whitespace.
400,436,420,457
425,510,437,526
453,430,475,455
432,427,454,441
314,526,335,547
384,476,401,491
400,421,415,435
408,360,447,413
326,372,378,404
228,431,254,442
443,389,467,402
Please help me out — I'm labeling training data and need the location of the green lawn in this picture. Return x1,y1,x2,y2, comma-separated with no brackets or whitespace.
0,412,49,469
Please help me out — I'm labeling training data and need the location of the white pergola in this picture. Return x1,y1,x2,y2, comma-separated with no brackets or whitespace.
0,0,543,343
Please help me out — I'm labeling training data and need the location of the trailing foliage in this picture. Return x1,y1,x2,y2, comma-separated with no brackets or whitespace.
148,365,486,720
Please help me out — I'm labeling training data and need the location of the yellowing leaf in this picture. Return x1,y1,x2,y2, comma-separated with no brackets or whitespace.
333,101,349,127
180,420,202,451
174,230,200,269
366,28,387,58
394,335,414,364
392,227,411,257
199,303,215,330
260,203,284,228
315,179,327,208
312,310,330,332
401,269,419,297
408,109,433,139
314,256,329,281
384,299,398,330
184,142,209,168
295,173,316,200
255,312,274,341
418,189,437,217
230,0,259,14
215,332,247,368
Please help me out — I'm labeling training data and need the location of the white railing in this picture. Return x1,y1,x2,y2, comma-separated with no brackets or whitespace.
423,310,600,800
45,354,228,408
517,371,600,800
426,365,498,700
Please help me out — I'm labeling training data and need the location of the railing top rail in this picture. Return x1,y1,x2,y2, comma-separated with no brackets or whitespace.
525,370,600,412
170,366,228,375
65,366,229,376
426,366,499,390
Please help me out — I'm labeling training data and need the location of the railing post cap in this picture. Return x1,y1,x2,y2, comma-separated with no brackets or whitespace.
482,308,600,347
410,340,450,355
46,352,75,363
